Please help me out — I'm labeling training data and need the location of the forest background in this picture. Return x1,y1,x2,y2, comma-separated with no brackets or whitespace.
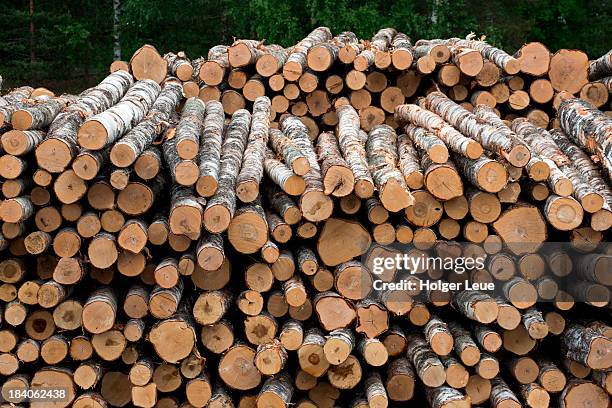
1,0,610,92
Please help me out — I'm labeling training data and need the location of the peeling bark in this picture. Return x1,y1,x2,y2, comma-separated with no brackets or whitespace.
36,70,133,172
424,92,529,166
395,103,483,159
111,78,182,167
366,124,413,211
164,51,193,81
557,96,612,178
236,96,271,202
336,105,374,198
269,128,309,176
175,97,206,160
316,131,354,196
196,100,225,197
78,79,161,150
283,27,333,81
204,109,251,233
281,115,333,221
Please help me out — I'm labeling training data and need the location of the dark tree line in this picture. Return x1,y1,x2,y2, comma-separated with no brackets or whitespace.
0,0,610,92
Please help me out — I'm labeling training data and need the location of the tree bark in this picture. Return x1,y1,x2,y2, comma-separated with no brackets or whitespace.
78,79,160,150
366,125,413,211
395,103,483,159
236,97,271,202
110,78,182,167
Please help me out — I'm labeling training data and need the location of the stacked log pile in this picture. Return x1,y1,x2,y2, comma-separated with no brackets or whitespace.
0,29,611,408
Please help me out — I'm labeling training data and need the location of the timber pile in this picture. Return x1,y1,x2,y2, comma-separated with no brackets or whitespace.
0,29,611,408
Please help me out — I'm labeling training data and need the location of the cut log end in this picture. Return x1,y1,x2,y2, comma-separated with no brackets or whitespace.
507,144,531,168
504,58,521,75
591,209,612,232
196,175,219,198
283,61,303,82
416,55,436,74
201,61,225,85
545,196,584,231
10,110,34,131
561,381,609,408
323,166,355,197
110,144,137,168
391,49,413,70
466,141,484,159
130,44,168,83
580,193,604,214
299,191,334,222
203,205,232,234
236,181,260,203
228,211,268,254
379,178,413,212
476,160,508,193
354,179,375,199
308,47,334,72
77,121,108,151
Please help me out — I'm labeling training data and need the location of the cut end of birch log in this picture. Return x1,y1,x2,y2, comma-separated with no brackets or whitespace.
130,44,168,84
492,204,547,255
317,218,372,266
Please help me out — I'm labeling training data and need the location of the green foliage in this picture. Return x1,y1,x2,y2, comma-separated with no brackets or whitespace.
0,0,610,92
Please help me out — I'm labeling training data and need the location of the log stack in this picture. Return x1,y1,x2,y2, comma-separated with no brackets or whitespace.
0,28,611,408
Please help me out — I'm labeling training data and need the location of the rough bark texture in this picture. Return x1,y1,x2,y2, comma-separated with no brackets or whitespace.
111,78,182,167
78,79,161,150
395,103,483,159
423,92,528,166
391,32,414,70
514,118,603,209
316,131,354,196
0,86,34,107
264,148,305,196
336,105,375,198
204,109,251,233
490,377,521,407
397,131,425,189
163,51,193,81
452,290,498,324
283,27,333,80
588,50,612,81
404,123,449,164
196,100,225,197
454,33,520,74
236,96,271,202
366,124,413,211
1,129,46,155
281,114,333,221
561,323,612,370
2,27,612,408
270,128,310,176
426,386,470,408
557,95,612,178
37,71,133,172
12,96,71,130
175,97,206,160
405,334,445,387
549,128,612,230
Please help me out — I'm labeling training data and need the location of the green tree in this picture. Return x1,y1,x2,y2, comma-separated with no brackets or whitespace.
0,0,609,92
